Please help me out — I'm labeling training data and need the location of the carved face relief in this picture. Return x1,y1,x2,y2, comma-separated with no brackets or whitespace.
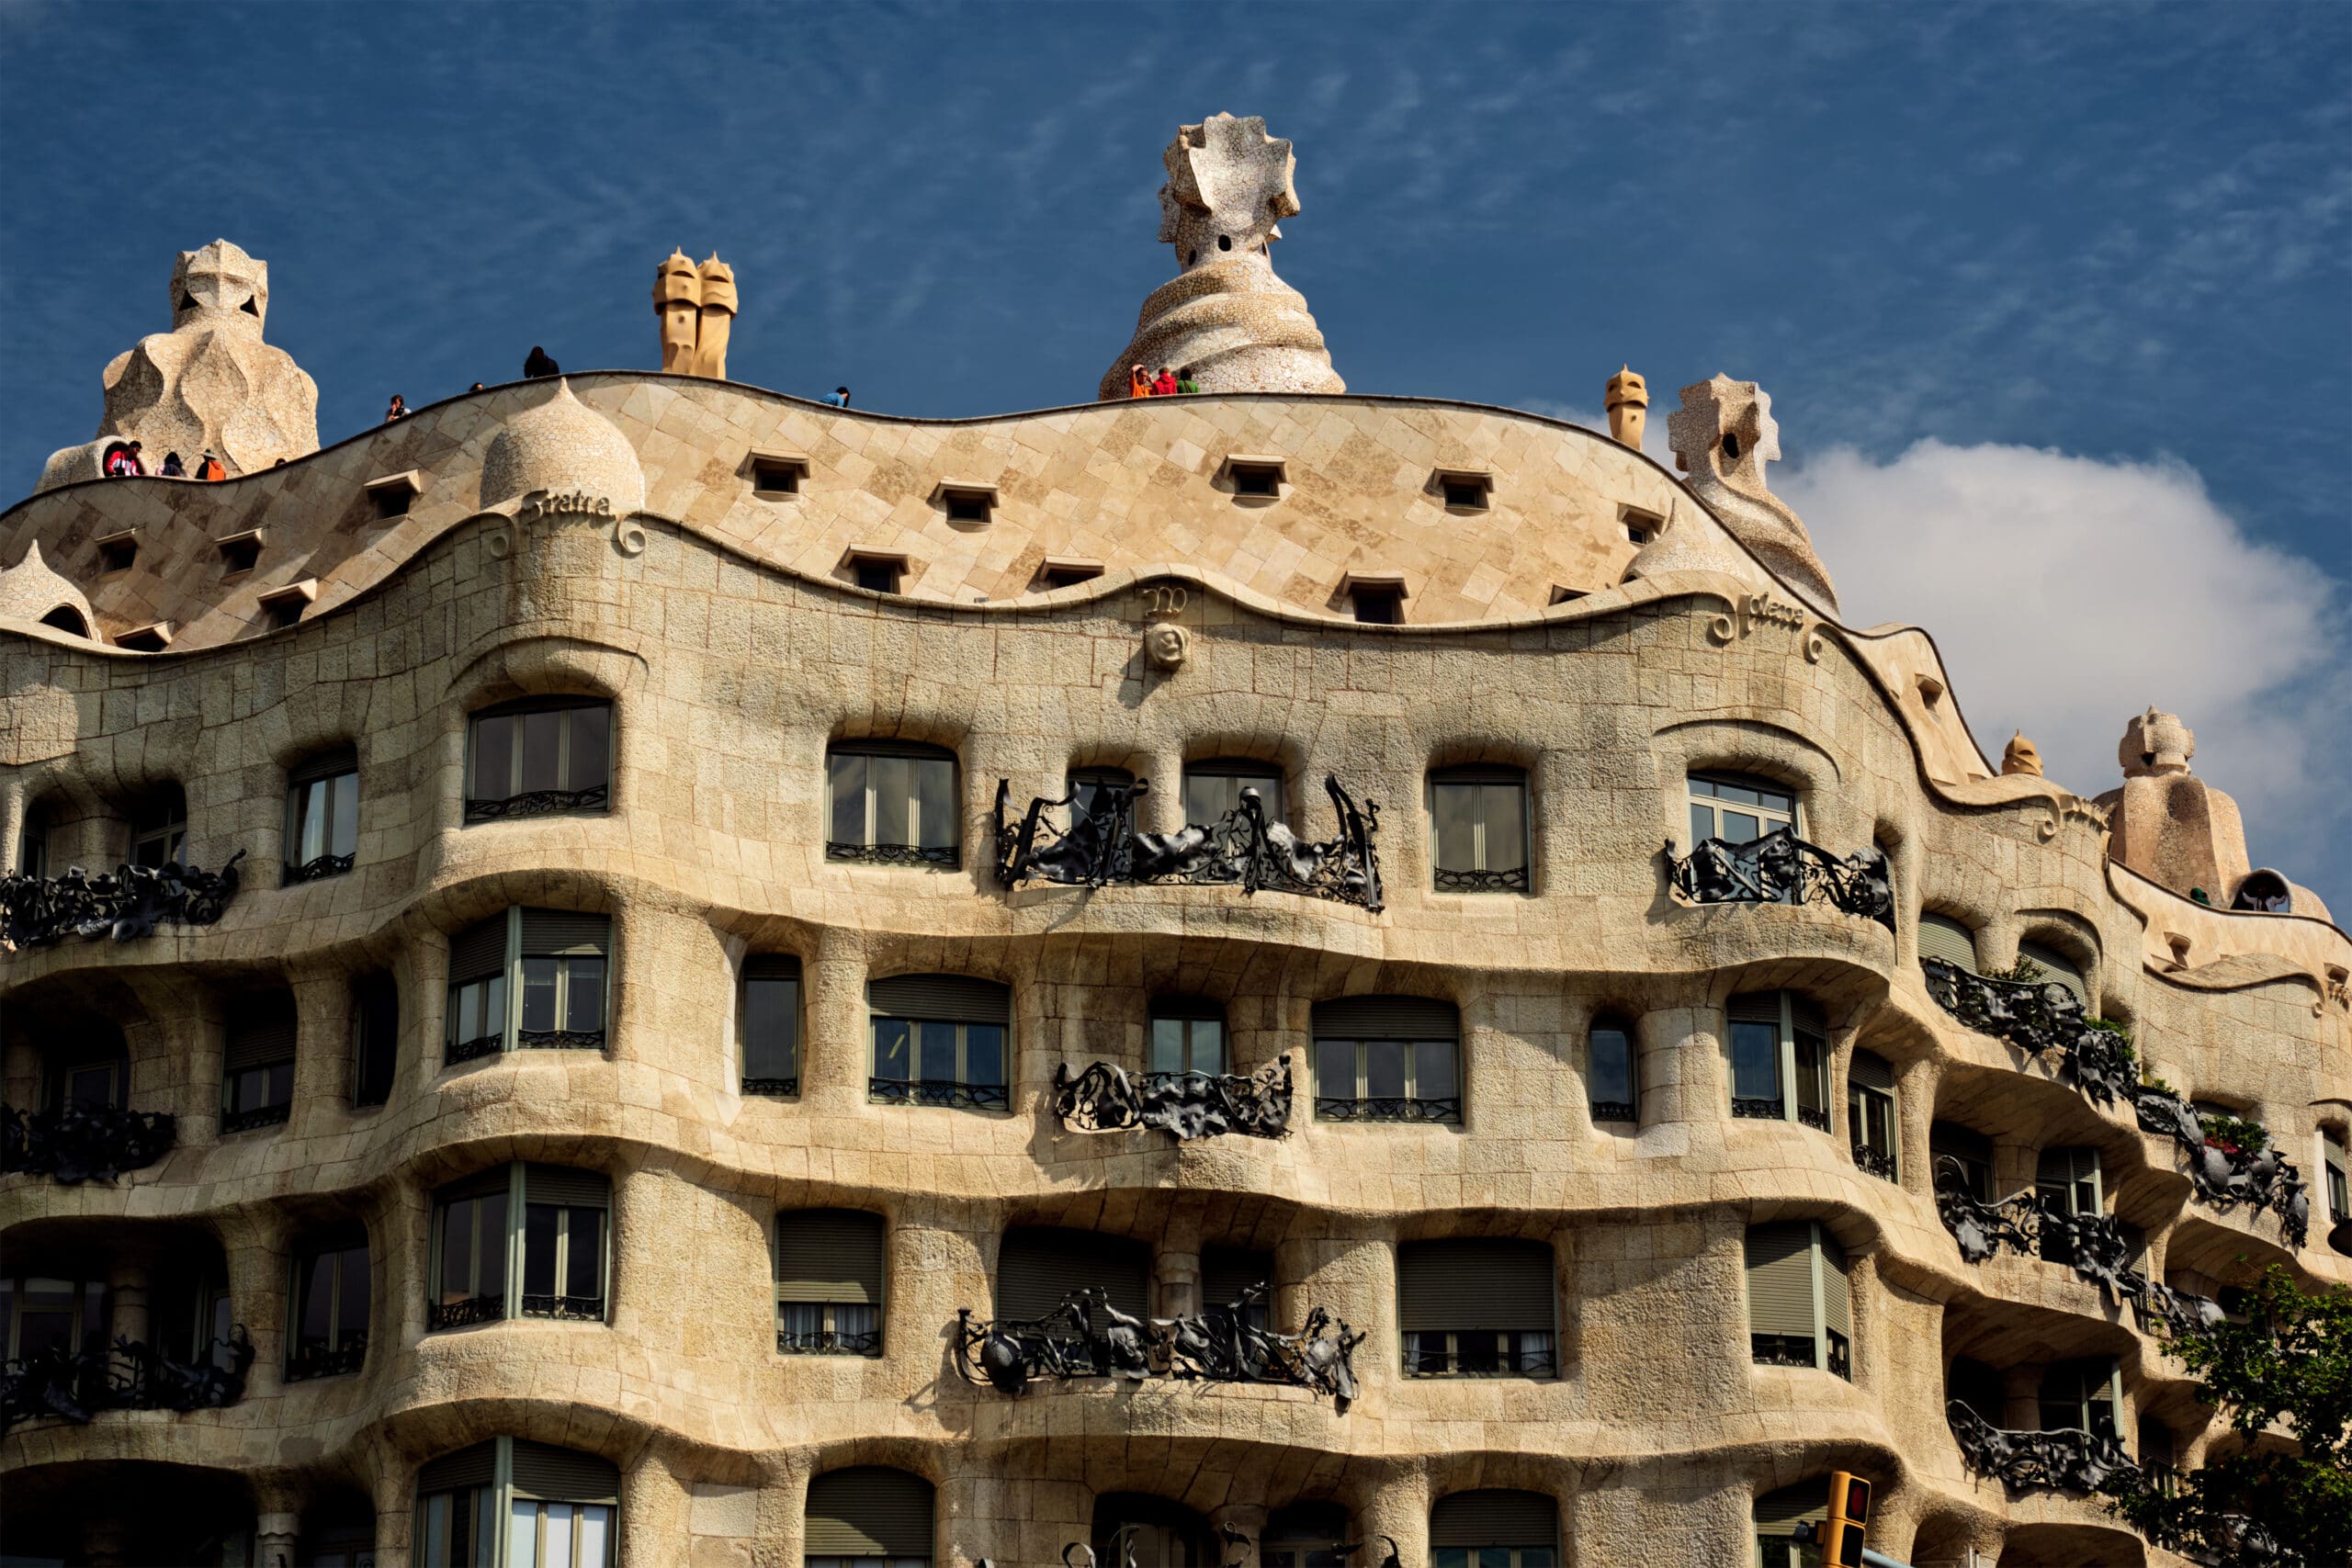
1145,623,1189,671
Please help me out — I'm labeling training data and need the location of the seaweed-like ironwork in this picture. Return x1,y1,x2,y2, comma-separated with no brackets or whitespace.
827,840,960,869
521,1292,605,1321
427,1295,504,1330
1921,958,2309,1247
283,1333,368,1383
0,852,245,950
446,1033,503,1066
953,1283,1363,1411
868,1077,1010,1111
516,1029,605,1052
220,1101,290,1134
1,1101,177,1183
281,852,354,886
777,1325,882,1356
1850,1140,1899,1181
1051,1056,1292,1140
463,785,608,824
1314,1094,1460,1125
1947,1401,2141,1495
993,774,1384,912
1,1328,254,1435
1664,829,1894,928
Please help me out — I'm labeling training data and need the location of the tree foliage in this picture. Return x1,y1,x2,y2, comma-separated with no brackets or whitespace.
2107,1265,2352,1565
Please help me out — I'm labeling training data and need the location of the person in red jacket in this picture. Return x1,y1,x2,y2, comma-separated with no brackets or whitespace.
104,440,147,477
1152,367,1179,396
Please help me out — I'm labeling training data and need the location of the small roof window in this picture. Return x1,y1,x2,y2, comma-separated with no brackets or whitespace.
1220,454,1287,500
1036,558,1104,591
116,621,175,652
1434,468,1493,511
843,550,910,594
750,451,811,496
364,470,424,521
217,530,265,577
256,579,320,631
933,480,998,525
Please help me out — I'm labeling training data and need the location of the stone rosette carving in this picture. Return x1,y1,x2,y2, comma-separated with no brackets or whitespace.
1097,114,1344,399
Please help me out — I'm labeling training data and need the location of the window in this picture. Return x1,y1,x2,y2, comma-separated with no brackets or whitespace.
1348,581,1405,625
1745,1221,1852,1380
1069,765,1139,833
996,1227,1150,1362
444,908,612,1066
429,1163,610,1329
2324,1129,2348,1224
1182,758,1284,828
287,1225,369,1382
2039,1359,2120,1440
352,972,398,1108
1930,1122,1993,1203
1429,766,1529,893
806,1466,933,1568
2018,939,2091,1010
1262,1504,1351,1568
751,453,809,495
301,1506,378,1568
465,698,611,822
1623,509,1662,547
366,470,422,519
46,1032,127,1112
776,1209,885,1355
867,974,1009,1110
1398,1239,1555,1377
1753,1479,1827,1568
415,1438,618,1568
742,953,802,1096
1947,1356,2005,1426
1148,998,1226,1077
130,790,187,866
1093,1496,1210,1568
1726,992,1829,1130
1917,911,1979,973
257,581,316,629
1688,771,1797,847
1038,558,1103,590
1313,996,1460,1124
217,530,264,575
2036,1145,2102,1263
97,530,138,572
221,992,297,1134
1587,1018,1636,1124
17,804,48,877
1201,1245,1272,1332
1435,469,1492,511
116,621,174,652
1429,1489,1557,1568
828,741,959,866
849,553,906,593
1225,457,1285,499
2,1274,107,1360
938,483,996,525
284,748,359,884
1849,1051,1898,1181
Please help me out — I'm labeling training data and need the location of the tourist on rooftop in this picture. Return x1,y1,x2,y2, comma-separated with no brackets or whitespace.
159,451,187,478
197,451,226,482
104,441,146,477
821,386,851,408
469,382,486,392
385,394,408,423
525,345,560,378
1153,367,1179,396
1128,364,1151,399
1177,366,1200,394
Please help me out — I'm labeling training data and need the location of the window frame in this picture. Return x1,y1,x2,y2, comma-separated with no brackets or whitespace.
741,954,803,1097
16,803,47,877
352,971,399,1109
2323,1128,2349,1224
285,1228,370,1382
1182,757,1287,829
443,908,613,1066
427,1164,611,1331
1744,1220,1852,1382
1687,770,1800,848
774,1208,887,1357
415,1438,617,1568
868,1016,1008,1111
825,741,961,867
1428,765,1531,894
1726,992,1831,1132
2,1275,108,1360
1313,1034,1461,1125
1587,1018,1637,1124
283,750,360,886
128,793,187,867
220,994,298,1134
1148,998,1227,1077
1847,1052,1899,1182
462,696,614,824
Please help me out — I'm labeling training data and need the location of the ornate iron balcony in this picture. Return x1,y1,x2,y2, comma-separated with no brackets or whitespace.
1,1328,254,1436
868,1077,1009,1111
1052,1058,1292,1139
1920,957,2310,1248
1664,829,1893,928
992,774,1384,912
1402,1330,1557,1378
1731,1095,1785,1121
427,1294,504,1330
826,840,959,869
0,851,245,950
1749,1331,1817,1369
1,1101,176,1183
954,1283,1363,1411
1314,1095,1460,1125
516,1028,605,1052
463,785,609,824
1433,863,1528,894
521,1293,604,1321
776,1325,882,1357
446,1032,503,1066
284,1333,368,1383
1850,1140,1899,1181
220,1101,290,1134
281,852,355,886
1589,1100,1637,1124
1795,1103,1831,1132
1826,1330,1851,1381
741,1076,799,1098
1947,1401,2140,1496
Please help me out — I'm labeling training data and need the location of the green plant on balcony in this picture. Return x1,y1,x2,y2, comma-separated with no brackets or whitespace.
2199,1111,2272,1156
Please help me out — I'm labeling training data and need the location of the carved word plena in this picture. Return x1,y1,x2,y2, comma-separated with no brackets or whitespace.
515,489,646,557
1706,592,1822,661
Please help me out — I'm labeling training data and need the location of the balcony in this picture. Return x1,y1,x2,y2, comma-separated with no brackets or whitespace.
954,1284,1363,1411
1750,1330,1851,1381
280,850,354,886
520,1292,605,1321
1664,829,1894,928
1850,1140,1899,1182
1,1102,177,1183
1315,1093,1460,1125
428,1293,504,1330
867,1077,1009,1111
219,1101,290,1135
462,784,608,824
0,1328,254,1437
0,852,245,950
992,773,1384,912
1050,1058,1292,1140
283,1332,368,1383
1947,1401,2139,1496
826,840,959,869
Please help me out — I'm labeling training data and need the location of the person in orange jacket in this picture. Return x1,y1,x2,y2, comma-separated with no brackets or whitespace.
196,451,226,481
1128,364,1151,399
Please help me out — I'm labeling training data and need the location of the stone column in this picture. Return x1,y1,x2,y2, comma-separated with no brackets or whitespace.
1897,1055,1940,1197
1156,1249,1201,1320
1142,743,1187,835
1347,1465,1425,1568
288,965,351,1129
1207,1504,1265,1568
2003,1363,2041,1431
804,931,871,1100
254,1511,300,1568
107,1258,152,1386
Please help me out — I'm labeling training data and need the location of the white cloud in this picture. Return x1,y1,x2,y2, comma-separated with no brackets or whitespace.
1781,439,2349,903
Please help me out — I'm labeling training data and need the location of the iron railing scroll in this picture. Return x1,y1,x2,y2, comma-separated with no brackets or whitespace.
463,785,608,825
1052,1056,1293,1140
1946,1401,2140,1496
1664,829,1894,928
1,1327,254,1436
0,852,245,950
1,1101,176,1183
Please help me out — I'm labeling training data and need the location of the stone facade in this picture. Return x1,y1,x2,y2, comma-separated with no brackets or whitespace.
2,358,2347,1568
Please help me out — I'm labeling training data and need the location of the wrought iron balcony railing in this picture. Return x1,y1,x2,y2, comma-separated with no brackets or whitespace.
992,774,1384,912
428,1294,504,1330
1589,1100,1636,1124
521,1293,604,1322
446,1032,503,1066
776,1325,883,1357
1,1101,176,1183
1795,1103,1831,1132
1051,1057,1292,1140
826,840,960,869
283,1333,368,1383
1314,1094,1460,1125
1,1328,254,1435
220,1101,290,1134
463,785,608,824
1664,829,1894,928
1432,863,1528,894
1851,1140,1899,1181
954,1283,1363,1411
1921,957,2310,1248
0,851,245,950
281,851,355,886
868,1077,1009,1111
516,1028,605,1052
741,1075,799,1098
1731,1095,1785,1121
1947,1401,2140,1496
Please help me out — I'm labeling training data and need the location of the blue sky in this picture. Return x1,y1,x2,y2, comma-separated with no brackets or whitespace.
3,1,2346,908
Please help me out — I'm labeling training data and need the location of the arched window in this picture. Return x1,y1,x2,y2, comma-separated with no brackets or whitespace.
1588,1017,1635,1124
867,974,1009,1110
2039,1358,2120,1439
1688,771,1797,846
416,1438,617,1567
1428,765,1530,893
1201,1245,1273,1331
1849,1051,1898,1182
1725,992,1828,1131
2323,1128,2349,1230
45,1025,128,1112
2035,1146,2102,1263
1182,757,1285,827
444,908,612,1066
1069,765,1138,833
16,800,47,877
1311,996,1461,1124
776,1208,885,1356
286,1223,369,1382
807,1466,933,1568
1744,1221,1852,1380
1917,911,1979,973
1397,1238,1555,1378
742,953,802,1096
2017,939,2091,1010
129,785,187,867
827,740,958,866
465,697,612,823
1429,1489,1557,1568
221,991,298,1134
1262,1504,1350,1568
283,747,359,885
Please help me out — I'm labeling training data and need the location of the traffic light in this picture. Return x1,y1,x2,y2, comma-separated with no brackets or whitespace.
1818,1471,1871,1567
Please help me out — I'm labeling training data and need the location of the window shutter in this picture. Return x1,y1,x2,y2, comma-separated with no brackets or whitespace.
437,1166,514,1203
1310,996,1460,1042
2018,941,2090,1007
1790,997,1828,1037
522,1164,610,1209
807,1467,933,1556
1202,1247,1273,1310
1819,1231,1851,1340
1428,1490,1557,1548
417,1440,498,1494
519,908,609,957
448,915,509,982
1430,764,1526,786
1725,992,1783,1027
745,953,802,981
1265,1504,1350,1542
833,739,956,762
1930,1122,1992,1167
994,1227,1150,1322
867,974,1010,1024
223,995,298,1071
1753,1480,1829,1537
1396,1239,1553,1332
1917,912,1978,971
1849,1051,1894,1093
1744,1223,1816,1337
777,1209,885,1304
510,1440,619,1504
288,748,359,787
